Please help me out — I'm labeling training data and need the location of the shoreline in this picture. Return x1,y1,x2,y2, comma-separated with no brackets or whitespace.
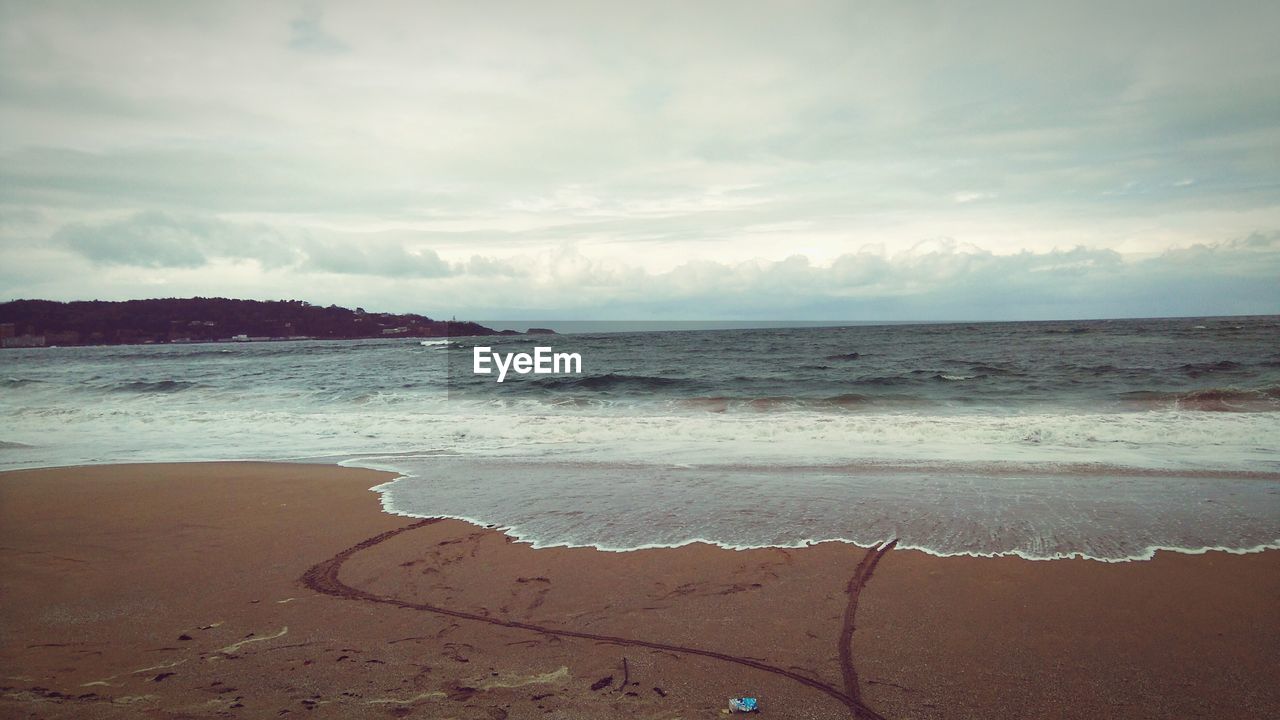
369,482,1280,562
369,504,1280,564
2,461,1278,718
361,459,1280,563
11,456,1278,562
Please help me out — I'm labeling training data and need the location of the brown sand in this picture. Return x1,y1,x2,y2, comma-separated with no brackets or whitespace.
0,462,1276,719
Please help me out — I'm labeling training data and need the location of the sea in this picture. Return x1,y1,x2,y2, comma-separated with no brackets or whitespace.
2,316,1278,562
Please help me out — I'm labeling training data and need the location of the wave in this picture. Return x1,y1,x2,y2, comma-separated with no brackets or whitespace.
966,363,1018,375
107,380,202,394
823,352,862,361
1179,360,1246,377
164,348,238,358
1119,386,1280,412
530,373,696,392
818,393,875,408
849,371,988,383
850,375,914,387
678,396,732,412
675,393,934,413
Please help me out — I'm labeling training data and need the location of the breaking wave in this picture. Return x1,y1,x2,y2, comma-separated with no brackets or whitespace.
1120,385,1280,412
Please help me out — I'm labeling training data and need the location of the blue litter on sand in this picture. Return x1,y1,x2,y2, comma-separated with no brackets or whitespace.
729,697,759,712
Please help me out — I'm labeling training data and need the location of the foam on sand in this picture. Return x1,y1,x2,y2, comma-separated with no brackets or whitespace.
364,457,1280,562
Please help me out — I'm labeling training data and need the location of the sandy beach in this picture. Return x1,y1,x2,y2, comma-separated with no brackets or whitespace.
1,462,1277,719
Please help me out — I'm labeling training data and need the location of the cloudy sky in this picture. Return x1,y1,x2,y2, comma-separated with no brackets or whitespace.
2,1,1278,320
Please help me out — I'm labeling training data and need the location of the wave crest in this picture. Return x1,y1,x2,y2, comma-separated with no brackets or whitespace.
531,373,694,392
1120,386,1280,412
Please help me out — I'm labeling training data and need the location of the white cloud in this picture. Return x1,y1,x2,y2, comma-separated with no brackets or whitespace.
0,1,1278,318
289,2,348,55
52,212,300,269
11,208,1277,319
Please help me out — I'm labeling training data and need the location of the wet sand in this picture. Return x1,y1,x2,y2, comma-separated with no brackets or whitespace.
1,462,1276,719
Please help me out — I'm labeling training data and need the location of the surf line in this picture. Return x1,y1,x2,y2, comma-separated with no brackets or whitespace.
301,519,895,719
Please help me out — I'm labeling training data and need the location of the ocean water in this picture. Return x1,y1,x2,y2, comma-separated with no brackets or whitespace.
2,316,1278,561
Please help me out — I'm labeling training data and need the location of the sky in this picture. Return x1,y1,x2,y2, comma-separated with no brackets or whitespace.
1,0,1278,321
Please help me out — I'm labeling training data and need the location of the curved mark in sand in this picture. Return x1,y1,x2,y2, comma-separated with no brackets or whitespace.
840,540,897,706
364,691,447,705
301,519,894,719
215,627,288,655
80,658,189,688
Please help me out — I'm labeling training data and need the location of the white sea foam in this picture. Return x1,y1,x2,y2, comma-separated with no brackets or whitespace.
5,399,1279,472
363,456,1280,562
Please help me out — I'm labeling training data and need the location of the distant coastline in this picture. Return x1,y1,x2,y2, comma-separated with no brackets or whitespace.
0,298,505,348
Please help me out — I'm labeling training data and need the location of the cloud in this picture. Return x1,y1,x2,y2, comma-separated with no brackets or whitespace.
52,212,300,269
52,211,452,278
10,217,1279,319
289,3,348,54
1,2,1278,318
302,238,450,278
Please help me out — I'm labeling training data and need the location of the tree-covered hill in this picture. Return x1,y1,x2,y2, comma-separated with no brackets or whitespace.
0,298,498,346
